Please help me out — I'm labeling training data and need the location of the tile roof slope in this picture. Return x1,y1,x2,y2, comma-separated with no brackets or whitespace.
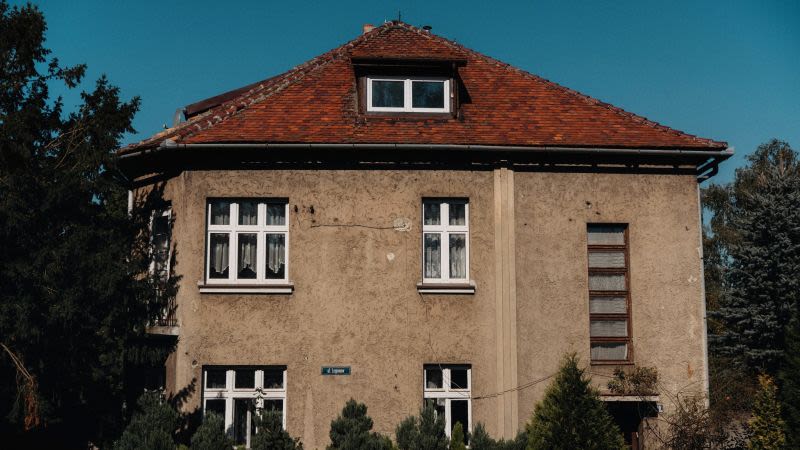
119,21,726,154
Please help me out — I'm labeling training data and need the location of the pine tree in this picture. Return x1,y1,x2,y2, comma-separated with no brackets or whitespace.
449,422,466,450
747,375,786,450
190,412,232,450
525,354,624,450
251,410,303,450
778,314,800,449
112,391,177,450
395,404,449,450
327,399,392,449
705,140,800,374
0,1,175,446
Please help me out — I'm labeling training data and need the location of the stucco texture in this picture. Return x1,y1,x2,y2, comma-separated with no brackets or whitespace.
146,167,706,447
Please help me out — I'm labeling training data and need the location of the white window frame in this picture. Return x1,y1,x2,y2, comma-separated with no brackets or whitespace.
423,365,472,439
205,199,289,285
366,76,451,113
422,199,469,284
202,367,287,448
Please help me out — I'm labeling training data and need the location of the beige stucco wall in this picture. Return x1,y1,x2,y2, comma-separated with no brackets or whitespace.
143,167,706,448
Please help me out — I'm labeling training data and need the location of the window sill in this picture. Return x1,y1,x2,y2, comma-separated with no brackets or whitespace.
590,360,635,366
146,325,180,336
416,282,476,295
198,282,294,295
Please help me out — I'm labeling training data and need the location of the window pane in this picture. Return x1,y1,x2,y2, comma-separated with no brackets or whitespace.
449,202,466,225
587,225,625,245
590,320,628,337
371,80,404,108
235,369,256,389
237,234,258,279
588,273,625,291
233,398,255,445
263,368,284,389
206,369,227,389
152,214,170,280
591,342,628,360
451,400,470,443
265,234,286,280
590,296,627,314
210,201,230,225
205,399,226,418
238,201,258,225
267,203,286,226
425,398,446,421
425,367,443,389
588,251,625,268
449,234,467,279
423,202,441,225
450,368,468,390
412,81,445,109
263,399,283,414
209,234,230,279
424,233,441,278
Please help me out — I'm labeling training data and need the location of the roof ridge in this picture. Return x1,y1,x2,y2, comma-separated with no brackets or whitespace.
390,22,723,147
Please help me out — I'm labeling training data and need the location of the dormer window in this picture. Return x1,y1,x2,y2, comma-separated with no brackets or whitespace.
366,76,450,113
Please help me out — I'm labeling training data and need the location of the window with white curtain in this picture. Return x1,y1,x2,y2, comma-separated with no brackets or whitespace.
422,199,469,283
587,224,631,362
423,365,471,443
203,366,287,448
206,199,288,284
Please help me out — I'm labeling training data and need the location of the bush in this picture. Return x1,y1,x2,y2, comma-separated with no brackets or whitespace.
113,390,177,450
748,375,785,450
606,366,658,396
327,399,392,450
470,423,526,450
191,412,232,450
251,410,303,450
525,354,624,450
449,422,466,450
395,404,448,450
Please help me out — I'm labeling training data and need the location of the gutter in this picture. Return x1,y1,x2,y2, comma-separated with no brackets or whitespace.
119,140,733,179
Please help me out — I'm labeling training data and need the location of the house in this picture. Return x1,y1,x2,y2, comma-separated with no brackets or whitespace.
118,21,731,449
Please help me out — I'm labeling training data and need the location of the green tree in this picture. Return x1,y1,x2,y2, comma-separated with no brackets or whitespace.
704,140,800,375
327,399,392,450
779,313,800,448
525,354,624,450
251,410,303,450
112,391,177,450
191,412,233,450
449,422,466,450
395,404,448,450
469,423,527,450
0,1,175,447
747,375,785,450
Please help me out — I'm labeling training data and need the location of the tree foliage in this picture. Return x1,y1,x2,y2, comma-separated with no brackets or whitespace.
327,399,392,450
251,410,303,450
112,391,177,450
747,375,785,450
0,0,174,446
190,412,232,450
469,423,527,450
525,354,623,450
779,313,800,449
704,140,800,374
395,404,449,450
449,421,466,450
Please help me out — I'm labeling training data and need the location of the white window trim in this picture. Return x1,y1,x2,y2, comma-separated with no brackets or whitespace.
366,76,451,113
203,367,288,448
423,365,472,439
421,199,470,285
205,200,289,286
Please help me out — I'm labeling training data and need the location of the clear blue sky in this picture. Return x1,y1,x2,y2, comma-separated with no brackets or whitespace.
19,0,800,184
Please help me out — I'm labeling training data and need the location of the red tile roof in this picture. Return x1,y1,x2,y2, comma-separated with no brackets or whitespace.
120,21,726,154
